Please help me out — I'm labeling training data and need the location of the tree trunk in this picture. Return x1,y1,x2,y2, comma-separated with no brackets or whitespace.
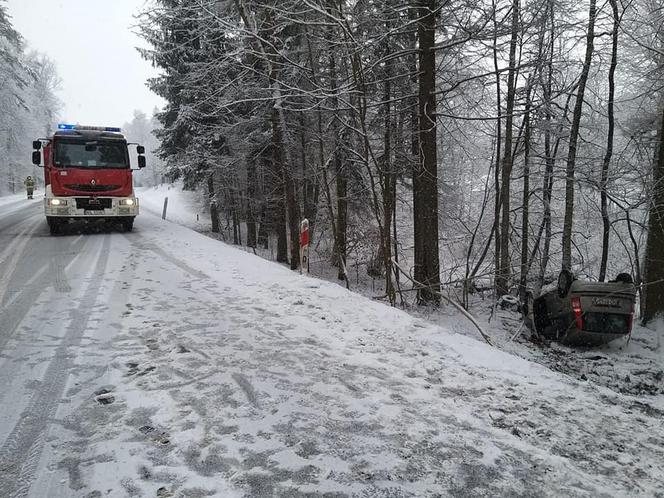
643,103,664,323
327,6,346,280
409,7,419,158
413,0,440,304
271,112,289,263
492,0,503,298
383,49,395,305
300,113,318,228
519,95,531,302
562,0,596,270
246,157,257,248
233,204,242,245
257,203,269,250
496,0,520,297
207,173,220,233
599,0,619,281
285,168,300,270
539,2,555,288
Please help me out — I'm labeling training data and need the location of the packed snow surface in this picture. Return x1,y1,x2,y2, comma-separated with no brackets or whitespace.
0,192,663,497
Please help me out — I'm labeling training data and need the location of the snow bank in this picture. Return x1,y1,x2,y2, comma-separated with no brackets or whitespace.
137,183,210,231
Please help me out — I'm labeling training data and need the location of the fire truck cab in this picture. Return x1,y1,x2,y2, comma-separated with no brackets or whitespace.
32,124,146,234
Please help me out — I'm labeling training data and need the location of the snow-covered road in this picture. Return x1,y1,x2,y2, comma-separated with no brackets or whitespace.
1,200,663,497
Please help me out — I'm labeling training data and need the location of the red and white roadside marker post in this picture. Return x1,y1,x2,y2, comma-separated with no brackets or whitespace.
300,218,310,274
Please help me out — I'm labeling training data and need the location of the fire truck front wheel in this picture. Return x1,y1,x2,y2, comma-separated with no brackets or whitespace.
47,217,62,235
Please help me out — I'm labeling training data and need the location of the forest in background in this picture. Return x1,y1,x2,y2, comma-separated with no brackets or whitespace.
135,0,664,321
123,109,166,188
0,3,164,196
0,3,60,195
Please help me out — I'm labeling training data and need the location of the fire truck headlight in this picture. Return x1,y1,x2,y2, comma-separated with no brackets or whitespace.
119,198,135,206
49,199,67,206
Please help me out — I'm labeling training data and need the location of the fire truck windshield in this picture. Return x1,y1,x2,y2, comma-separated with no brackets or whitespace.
54,140,129,169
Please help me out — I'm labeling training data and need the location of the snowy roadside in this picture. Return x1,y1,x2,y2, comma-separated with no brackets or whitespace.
0,192,41,208
137,184,664,404
33,195,657,496
137,184,210,232
0,193,25,207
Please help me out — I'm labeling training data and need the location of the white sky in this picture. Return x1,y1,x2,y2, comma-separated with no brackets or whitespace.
6,0,164,127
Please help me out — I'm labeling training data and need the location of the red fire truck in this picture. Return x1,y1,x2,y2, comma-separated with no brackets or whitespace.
32,124,146,234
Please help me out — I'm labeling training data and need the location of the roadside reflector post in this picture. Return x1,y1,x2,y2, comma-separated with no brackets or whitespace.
299,218,310,274
162,197,168,220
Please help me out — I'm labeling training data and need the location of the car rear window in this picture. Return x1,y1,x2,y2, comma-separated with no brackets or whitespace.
583,312,629,334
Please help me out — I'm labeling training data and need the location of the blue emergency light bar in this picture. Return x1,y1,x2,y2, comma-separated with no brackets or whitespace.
57,124,122,132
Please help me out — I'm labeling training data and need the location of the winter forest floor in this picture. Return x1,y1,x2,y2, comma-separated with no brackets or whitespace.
133,184,664,497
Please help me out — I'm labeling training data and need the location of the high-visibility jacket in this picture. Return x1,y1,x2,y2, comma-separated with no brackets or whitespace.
24,178,35,188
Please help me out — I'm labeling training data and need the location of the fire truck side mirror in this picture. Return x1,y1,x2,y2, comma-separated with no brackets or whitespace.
138,155,146,169
32,151,41,166
136,145,145,154
32,140,42,150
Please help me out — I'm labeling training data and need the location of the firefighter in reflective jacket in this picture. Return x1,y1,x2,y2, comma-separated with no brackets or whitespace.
24,176,35,199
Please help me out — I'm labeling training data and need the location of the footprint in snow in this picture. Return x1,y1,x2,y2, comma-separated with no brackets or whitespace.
145,338,159,351
94,387,115,405
125,362,140,376
139,425,171,446
136,366,156,377
125,362,156,377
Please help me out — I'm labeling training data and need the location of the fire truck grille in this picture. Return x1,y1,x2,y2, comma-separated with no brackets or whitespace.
65,184,121,192
75,198,112,210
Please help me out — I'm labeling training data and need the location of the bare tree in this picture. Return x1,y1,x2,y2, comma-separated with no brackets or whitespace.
561,0,597,271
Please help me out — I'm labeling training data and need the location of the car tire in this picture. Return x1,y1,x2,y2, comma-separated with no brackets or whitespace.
557,269,574,298
615,272,633,284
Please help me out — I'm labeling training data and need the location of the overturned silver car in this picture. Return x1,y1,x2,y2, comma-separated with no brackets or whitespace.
529,270,637,346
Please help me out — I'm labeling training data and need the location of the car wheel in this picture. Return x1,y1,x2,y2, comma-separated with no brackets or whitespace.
557,269,574,298
615,273,633,284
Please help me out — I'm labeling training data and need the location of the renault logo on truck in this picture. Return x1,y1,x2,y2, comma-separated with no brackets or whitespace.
91,179,97,185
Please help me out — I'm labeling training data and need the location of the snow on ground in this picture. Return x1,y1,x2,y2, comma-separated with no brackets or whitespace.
137,185,664,401
109,184,664,496
6,189,646,496
138,184,210,231
0,192,40,208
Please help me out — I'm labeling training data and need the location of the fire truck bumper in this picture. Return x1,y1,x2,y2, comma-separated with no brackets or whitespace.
44,197,140,218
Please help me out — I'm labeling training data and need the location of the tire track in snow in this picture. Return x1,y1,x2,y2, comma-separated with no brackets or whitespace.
0,235,89,355
0,235,110,498
0,216,43,306
0,236,90,409
232,372,260,408
0,201,41,234
51,252,72,293
124,235,209,280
